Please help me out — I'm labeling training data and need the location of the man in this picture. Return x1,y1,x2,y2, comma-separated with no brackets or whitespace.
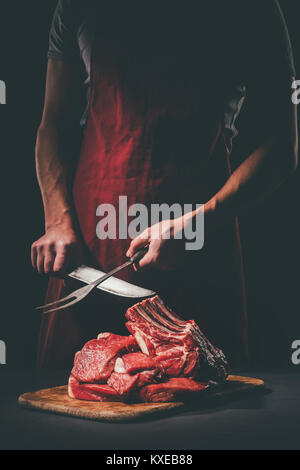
32,0,298,370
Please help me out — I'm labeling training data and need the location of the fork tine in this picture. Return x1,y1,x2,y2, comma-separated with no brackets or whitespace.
35,293,76,310
42,297,81,314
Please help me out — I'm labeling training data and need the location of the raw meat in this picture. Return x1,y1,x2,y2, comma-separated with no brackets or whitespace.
68,374,123,402
126,296,228,381
107,369,159,395
71,333,137,383
139,378,210,403
68,296,229,403
114,352,156,374
107,371,138,395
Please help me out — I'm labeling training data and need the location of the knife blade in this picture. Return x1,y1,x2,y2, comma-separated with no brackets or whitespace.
68,265,156,299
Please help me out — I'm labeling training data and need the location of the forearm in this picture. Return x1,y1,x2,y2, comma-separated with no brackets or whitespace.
204,99,298,224
32,59,83,273
35,122,75,230
206,140,286,217
170,136,296,241
201,131,298,230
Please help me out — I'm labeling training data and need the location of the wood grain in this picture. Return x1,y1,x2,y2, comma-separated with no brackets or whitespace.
18,375,265,422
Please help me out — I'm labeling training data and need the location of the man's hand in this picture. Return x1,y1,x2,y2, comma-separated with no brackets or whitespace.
126,218,187,271
31,225,82,274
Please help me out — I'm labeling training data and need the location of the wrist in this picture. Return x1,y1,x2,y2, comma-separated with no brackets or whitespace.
203,198,221,236
45,208,75,232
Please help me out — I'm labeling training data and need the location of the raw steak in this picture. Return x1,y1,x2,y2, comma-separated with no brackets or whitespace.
139,377,211,403
71,333,137,383
108,369,159,395
68,374,123,402
114,352,157,374
126,296,228,381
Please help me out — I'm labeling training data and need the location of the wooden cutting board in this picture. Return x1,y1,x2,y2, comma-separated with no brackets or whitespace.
18,375,265,423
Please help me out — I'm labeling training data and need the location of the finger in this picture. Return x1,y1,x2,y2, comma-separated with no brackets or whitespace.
37,247,45,274
137,252,154,270
53,245,67,273
137,245,157,270
126,230,149,257
31,244,37,268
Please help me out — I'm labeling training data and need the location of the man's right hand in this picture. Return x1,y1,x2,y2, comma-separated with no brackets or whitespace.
31,225,82,275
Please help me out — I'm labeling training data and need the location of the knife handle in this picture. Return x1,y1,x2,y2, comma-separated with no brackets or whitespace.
129,247,149,264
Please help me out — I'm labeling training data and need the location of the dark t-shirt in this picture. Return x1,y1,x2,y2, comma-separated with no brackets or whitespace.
48,0,295,151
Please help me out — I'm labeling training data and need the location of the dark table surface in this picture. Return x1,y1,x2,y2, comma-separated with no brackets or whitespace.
0,369,299,450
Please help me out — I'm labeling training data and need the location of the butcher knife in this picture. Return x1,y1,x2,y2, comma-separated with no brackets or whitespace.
35,248,156,313
67,264,156,299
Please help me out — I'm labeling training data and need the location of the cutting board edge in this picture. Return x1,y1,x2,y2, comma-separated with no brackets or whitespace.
18,375,266,423
18,390,184,422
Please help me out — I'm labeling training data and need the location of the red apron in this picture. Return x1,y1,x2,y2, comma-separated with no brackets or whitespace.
38,21,248,370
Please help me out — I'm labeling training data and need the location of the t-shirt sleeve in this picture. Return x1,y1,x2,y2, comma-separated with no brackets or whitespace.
48,0,80,62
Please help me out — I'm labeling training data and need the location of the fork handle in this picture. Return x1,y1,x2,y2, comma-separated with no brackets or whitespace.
90,247,148,288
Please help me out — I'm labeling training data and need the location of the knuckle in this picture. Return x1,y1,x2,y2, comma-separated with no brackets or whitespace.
56,240,67,250
57,238,75,249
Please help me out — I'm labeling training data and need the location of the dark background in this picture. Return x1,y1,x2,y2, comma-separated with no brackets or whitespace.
0,0,299,374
